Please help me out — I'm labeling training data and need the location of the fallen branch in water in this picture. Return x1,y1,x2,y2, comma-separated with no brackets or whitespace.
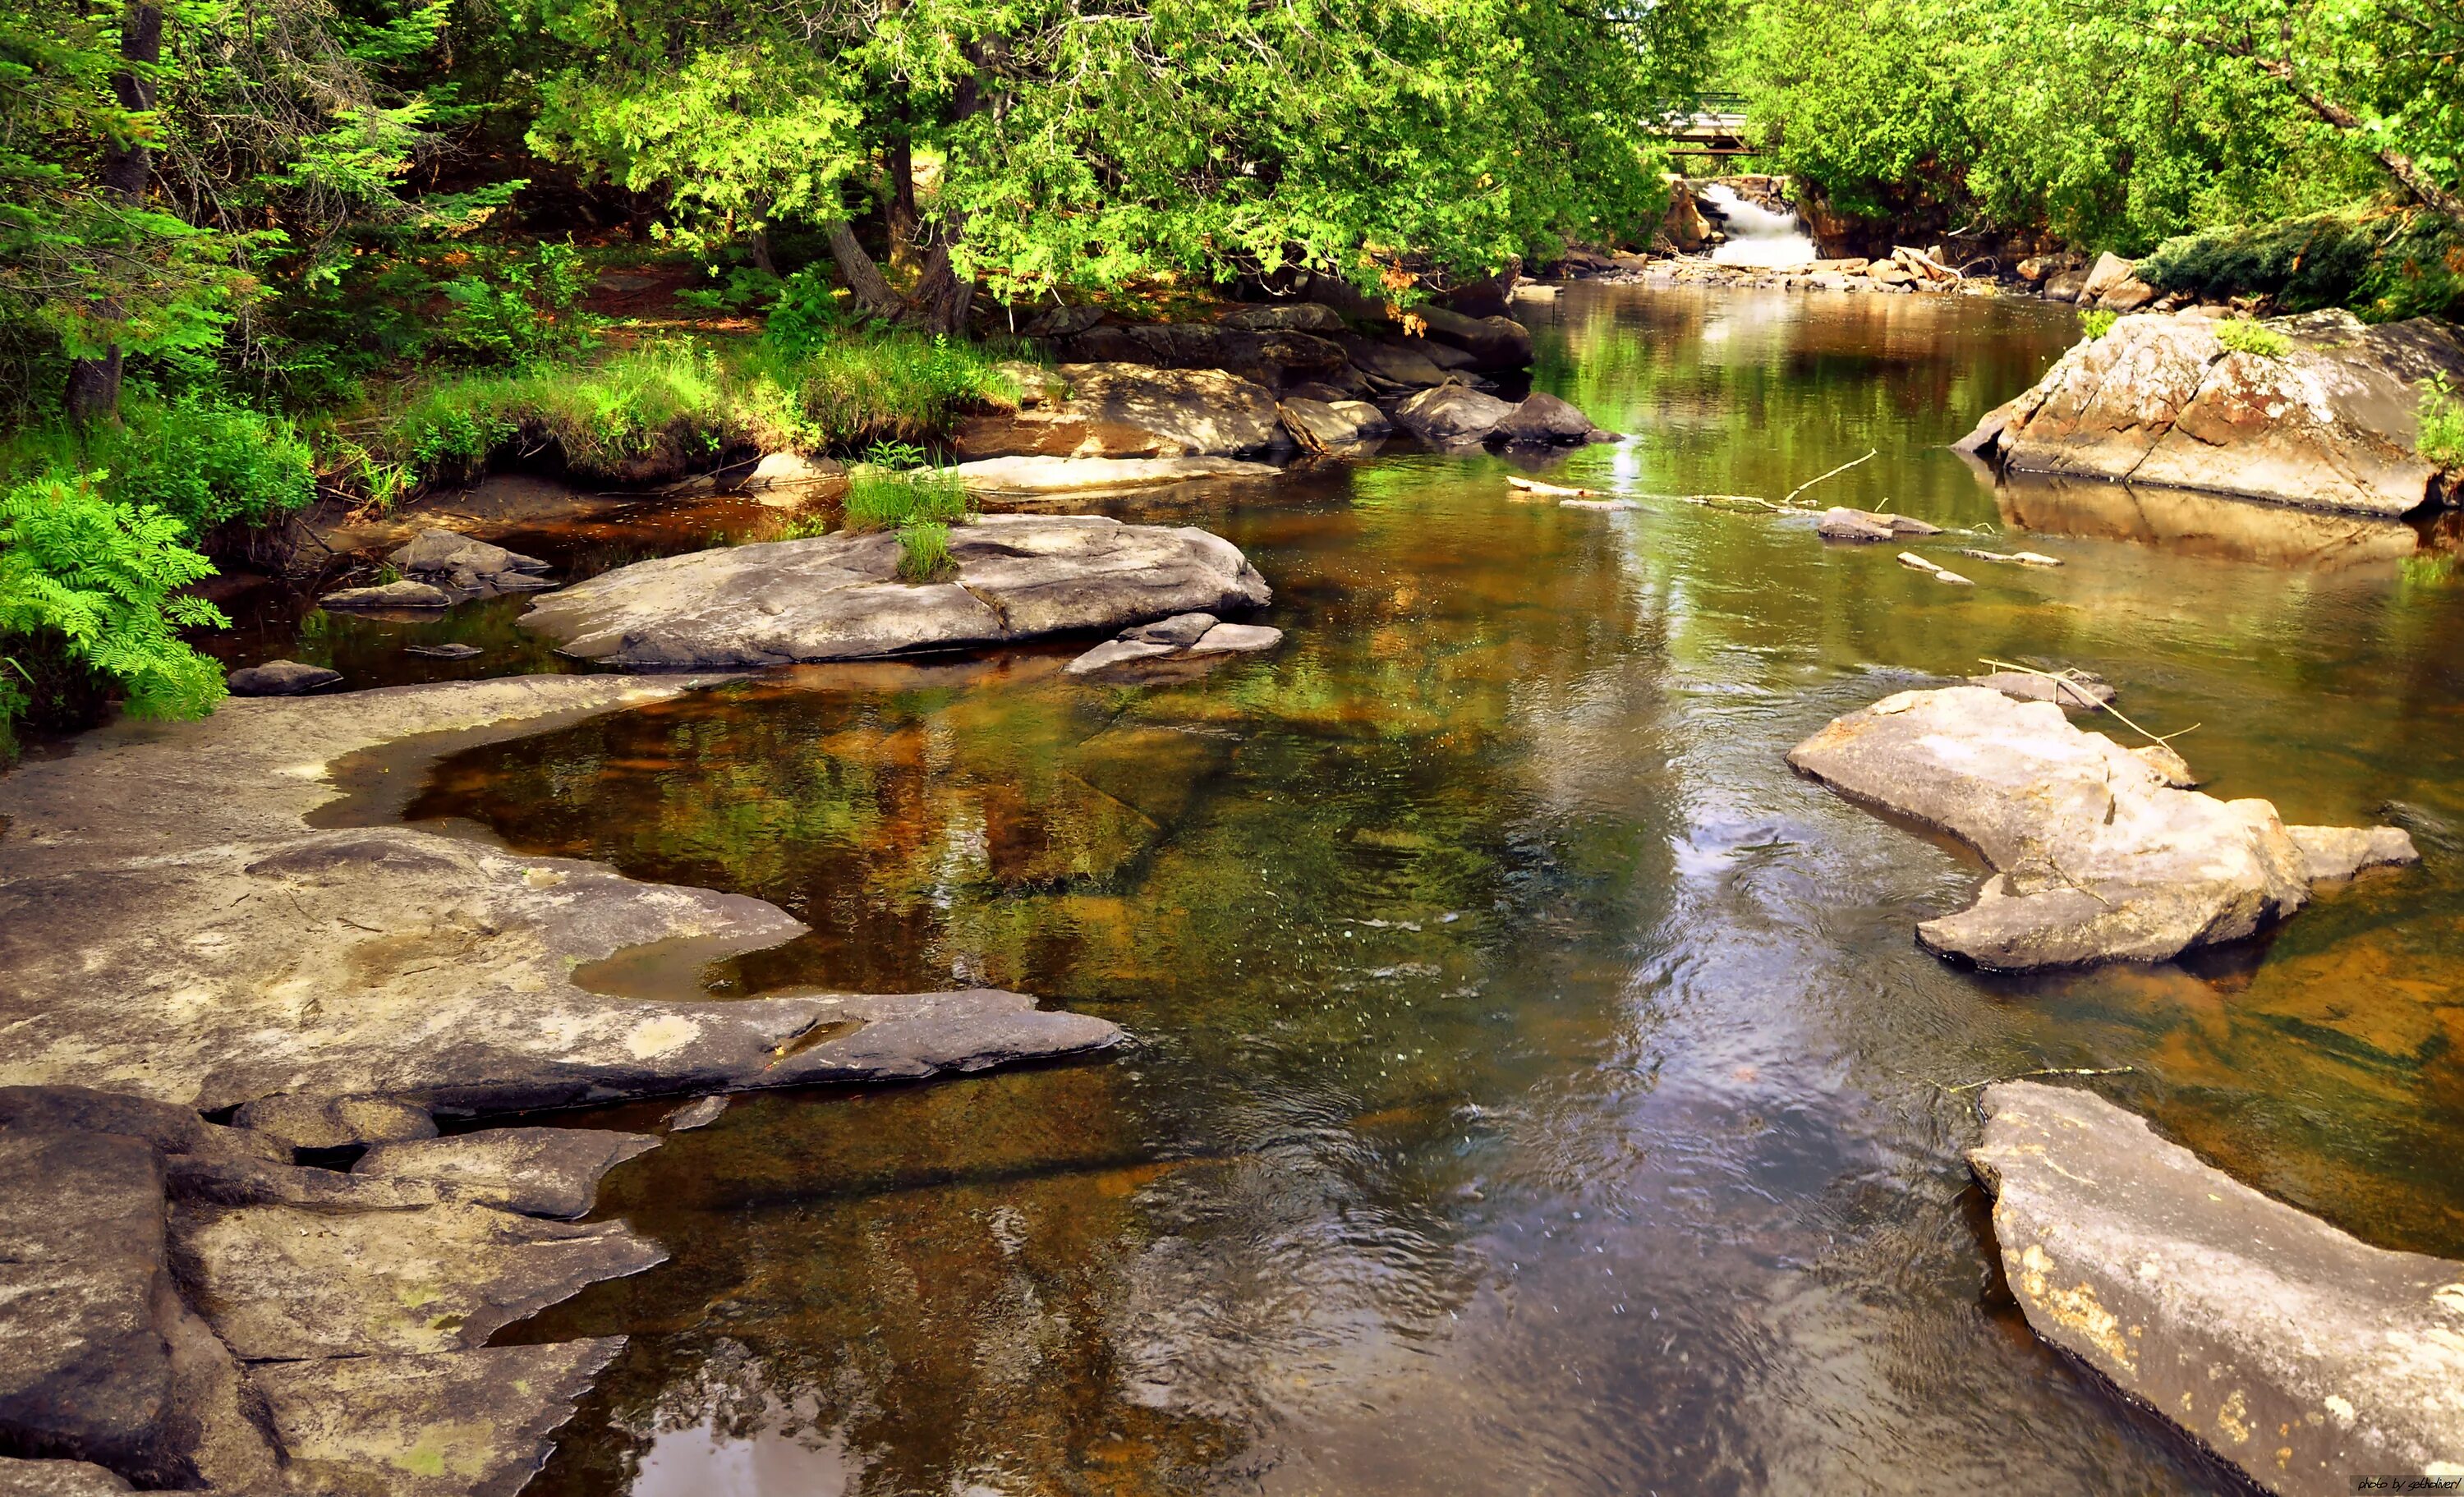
1938,1065,2136,1095
1899,550,1974,585
1975,657,2200,748
1507,475,1602,498
1957,547,2063,568
1782,448,1877,505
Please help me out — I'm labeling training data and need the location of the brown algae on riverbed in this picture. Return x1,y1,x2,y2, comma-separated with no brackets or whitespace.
269,286,2464,1490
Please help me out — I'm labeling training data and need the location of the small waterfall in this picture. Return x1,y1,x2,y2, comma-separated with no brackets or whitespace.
1699,182,1818,269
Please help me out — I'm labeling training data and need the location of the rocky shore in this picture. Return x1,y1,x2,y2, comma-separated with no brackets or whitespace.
0,675,1124,1492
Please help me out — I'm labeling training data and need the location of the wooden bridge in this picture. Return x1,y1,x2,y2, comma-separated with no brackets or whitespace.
1656,94,1753,158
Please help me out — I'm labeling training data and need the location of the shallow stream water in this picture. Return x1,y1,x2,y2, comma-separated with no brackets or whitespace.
383,285,2464,1494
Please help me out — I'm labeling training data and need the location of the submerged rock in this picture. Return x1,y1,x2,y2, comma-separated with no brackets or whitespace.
1815,507,1896,542
1970,1081,2464,1495
1064,612,1284,679
1787,686,2416,968
404,642,484,659
1965,309,2464,517
520,515,1271,668
225,659,339,697
663,1095,729,1132
1968,668,2115,710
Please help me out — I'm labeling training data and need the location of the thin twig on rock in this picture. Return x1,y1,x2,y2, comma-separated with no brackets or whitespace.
1975,657,2200,748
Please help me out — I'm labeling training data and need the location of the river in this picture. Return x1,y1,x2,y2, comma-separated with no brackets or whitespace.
339,283,2464,1494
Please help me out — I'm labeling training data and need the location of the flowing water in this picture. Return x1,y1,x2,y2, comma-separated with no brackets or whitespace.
388,284,2464,1495
1701,185,1818,269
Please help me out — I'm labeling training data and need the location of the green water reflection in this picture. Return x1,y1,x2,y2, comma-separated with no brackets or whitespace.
420,285,2464,1495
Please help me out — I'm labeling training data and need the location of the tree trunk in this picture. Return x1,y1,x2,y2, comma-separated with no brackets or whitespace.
65,1,163,425
2246,57,2464,218
823,218,904,319
886,122,922,276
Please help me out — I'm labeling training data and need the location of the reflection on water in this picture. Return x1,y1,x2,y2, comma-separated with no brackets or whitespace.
1996,471,2426,571
417,284,2464,1495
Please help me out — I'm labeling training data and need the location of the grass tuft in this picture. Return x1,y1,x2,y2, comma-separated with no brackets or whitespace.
895,519,956,583
2421,376,2464,469
2080,310,2117,339
2213,319,2292,358
842,466,973,533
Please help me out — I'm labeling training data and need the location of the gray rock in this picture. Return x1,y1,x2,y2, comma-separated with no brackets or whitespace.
232,1094,436,1152
1064,638,1179,677
1787,686,2416,968
0,1458,134,1495
520,515,1271,668
952,456,1282,493
2078,252,2138,305
1393,384,1517,443
1188,622,1284,655
404,642,483,659
225,659,339,697
1490,393,1595,445
353,1127,660,1219
1815,507,1895,542
1338,336,1450,389
0,1088,283,1165
254,1339,623,1497
663,1095,729,1132
738,452,845,504
1278,397,1386,451
389,530,551,598
1050,324,1349,389
2132,741,2199,788
1021,304,1106,339
1123,612,1219,647
950,362,1284,459
2042,269,2088,303
0,1132,175,1484
2286,824,2420,883
1874,512,1943,535
0,677,1125,1114
1221,302,1348,333
1970,1081,2464,1495
321,579,453,611
163,1154,457,1212
1968,669,2115,710
1412,305,1534,370
176,1200,663,1358
1993,310,2464,516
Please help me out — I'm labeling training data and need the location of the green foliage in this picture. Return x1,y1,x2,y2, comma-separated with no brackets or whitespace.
375,340,735,481
842,466,971,533
2213,319,2292,357
0,475,229,742
2421,376,2464,468
2080,310,2117,339
435,243,605,366
1730,0,2443,257
2140,209,2464,322
754,333,1017,448
678,265,785,314
762,268,865,360
0,398,316,539
895,518,954,582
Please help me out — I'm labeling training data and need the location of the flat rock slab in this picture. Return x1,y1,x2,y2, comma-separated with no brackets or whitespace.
254,1339,623,1497
323,579,453,611
1064,613,1285,679
0,1133,175,1482
518,515,1271,668
0,678,1123,1113
233,1094,436,1152
1970,1081,2464,1494
0,1458,135,1495
354,1127,660,1219
1788,686,2416,968
950,456,1283,493
1981,309,2464,516
949,362,1285,459
1969,669,2116,710
176,1201,663,1358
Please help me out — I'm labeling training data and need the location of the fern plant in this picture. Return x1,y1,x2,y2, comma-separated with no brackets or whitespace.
0,475,232,735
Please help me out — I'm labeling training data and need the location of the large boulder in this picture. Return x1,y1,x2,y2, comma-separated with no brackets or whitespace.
1970,1081,2464,1495
1336,335,1450,390
1221,302,1348,333
949,362,1285,459
1392,385,1518,443
1045,324,1348,390
520,514,1270,668
1278,397,1391,451
388,528,553,598
1490,393,1595,445
1787,685,2416,968
1410,305,1534,370
1978,309,2464,516
224,659,338,697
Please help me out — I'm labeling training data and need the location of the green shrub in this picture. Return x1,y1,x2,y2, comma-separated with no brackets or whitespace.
841,466,972,532
775,333,1018,448
2213,319,2292,357
436,241,605,366
2080,310,2117,339
896,519,955,583
0,475,230,751
1,397,316,540
762,266,867,359
375,340,742,482
2140,208,2464,324
2421,376,2464,468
